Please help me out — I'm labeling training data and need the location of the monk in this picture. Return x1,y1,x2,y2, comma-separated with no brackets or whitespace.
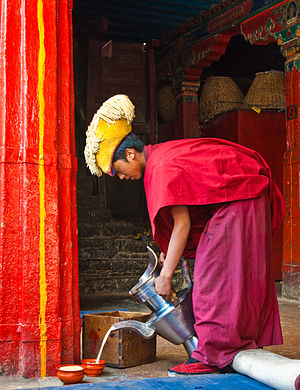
85,94,284,376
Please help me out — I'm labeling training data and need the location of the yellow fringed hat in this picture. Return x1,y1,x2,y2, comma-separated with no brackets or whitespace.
84,94,135,176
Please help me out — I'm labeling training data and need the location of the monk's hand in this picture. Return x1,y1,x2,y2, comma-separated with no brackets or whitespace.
154,274,172,302
158,252,166,265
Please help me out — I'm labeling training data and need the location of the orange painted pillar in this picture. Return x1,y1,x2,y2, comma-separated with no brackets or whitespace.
280,31,300,300
0,0,80,377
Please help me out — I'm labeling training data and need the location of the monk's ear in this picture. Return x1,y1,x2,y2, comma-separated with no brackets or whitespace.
125,148,136,161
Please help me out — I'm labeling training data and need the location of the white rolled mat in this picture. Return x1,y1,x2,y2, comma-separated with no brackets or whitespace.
232,349,300,390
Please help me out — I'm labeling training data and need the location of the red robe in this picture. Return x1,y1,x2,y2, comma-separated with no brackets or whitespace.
144,138,284,258
143,138,283,367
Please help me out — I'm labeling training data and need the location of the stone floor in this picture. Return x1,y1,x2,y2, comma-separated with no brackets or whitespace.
0,291,299,389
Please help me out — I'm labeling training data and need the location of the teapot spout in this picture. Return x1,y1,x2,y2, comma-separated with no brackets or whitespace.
110,320,155,339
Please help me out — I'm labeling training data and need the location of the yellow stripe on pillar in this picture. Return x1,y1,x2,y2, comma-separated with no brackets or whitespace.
37,0,47,378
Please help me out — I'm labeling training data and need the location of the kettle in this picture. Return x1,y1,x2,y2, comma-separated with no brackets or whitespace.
114,246,198,356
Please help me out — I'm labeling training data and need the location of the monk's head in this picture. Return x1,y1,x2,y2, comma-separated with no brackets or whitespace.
112,133,146,180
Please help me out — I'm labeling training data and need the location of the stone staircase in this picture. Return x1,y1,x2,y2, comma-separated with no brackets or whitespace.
77,207,159,298
77,204,193,300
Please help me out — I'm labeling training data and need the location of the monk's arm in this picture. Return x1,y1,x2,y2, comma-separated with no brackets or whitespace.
154,205,191,301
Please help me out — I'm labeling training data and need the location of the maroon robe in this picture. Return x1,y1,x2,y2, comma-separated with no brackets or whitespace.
143,138,283,367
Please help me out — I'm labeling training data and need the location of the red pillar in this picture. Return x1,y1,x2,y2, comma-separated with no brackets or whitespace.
281,48,300,299
57,0,81,364
0,0,80,377
176,78,201,139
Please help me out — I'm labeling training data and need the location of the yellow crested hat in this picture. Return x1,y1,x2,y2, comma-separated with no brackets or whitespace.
84,94,135,176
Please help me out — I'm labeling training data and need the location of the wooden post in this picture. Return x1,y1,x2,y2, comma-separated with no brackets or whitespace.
280,26,300,299
176,78,201,139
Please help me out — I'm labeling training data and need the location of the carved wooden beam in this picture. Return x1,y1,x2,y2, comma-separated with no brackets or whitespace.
240,0,294,45
158,33,232,83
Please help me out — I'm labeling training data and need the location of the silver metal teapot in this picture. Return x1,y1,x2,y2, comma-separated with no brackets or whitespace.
114,246,198,356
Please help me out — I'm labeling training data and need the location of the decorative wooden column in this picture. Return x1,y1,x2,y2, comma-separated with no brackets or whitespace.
241,0,300,299
176,78,201,138
0,0,80,377
279,23,300,300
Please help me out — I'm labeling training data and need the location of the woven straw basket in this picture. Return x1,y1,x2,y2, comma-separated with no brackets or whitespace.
199,76,244,123
243,70,285,111
157,84,177,122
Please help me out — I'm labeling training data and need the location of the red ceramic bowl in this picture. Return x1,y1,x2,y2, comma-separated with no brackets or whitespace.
81,358,105,377
57,364,84,385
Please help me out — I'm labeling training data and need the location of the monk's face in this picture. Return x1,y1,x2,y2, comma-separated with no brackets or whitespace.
112,149,145,180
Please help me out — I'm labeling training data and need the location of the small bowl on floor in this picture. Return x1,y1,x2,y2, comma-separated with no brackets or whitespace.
81,358,105,377
57,364,84,385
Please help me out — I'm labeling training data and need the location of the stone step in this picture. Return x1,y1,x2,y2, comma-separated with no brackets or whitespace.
79,276,141,296
77,198,101,209
79,249,117,260
77,220,150,238
79,248,151,260
77,208,111,223
100,220,150,237
78,237,157,254
79,253,149,262
78,223,100,238
79,257,148,274
79,266,190,296
79,260,190,277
